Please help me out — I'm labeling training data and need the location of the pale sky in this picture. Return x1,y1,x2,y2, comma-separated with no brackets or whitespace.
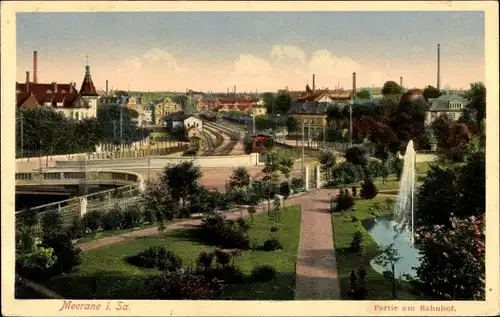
16,11,484,92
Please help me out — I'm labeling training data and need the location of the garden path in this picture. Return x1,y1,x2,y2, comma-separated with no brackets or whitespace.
294,189,341,300
76,191,311,252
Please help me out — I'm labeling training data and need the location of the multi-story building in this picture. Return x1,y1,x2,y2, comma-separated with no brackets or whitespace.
426,94,470,124
16,51,99,120
153,97,181,124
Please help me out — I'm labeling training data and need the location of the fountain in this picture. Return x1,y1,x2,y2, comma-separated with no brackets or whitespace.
365,140,421,279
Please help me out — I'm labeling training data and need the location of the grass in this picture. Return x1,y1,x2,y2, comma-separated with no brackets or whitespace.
332,197,418,300
325,176,401,190
274,146,302,160
74,223,158,244
46,205,302,300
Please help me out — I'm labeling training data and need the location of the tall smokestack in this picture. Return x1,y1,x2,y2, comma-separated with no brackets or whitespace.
106,80,109,96
400,76,403,88
33,51,38,83
437,44,441,91
312,74,316,93
352,72,357,98
227,88,229,94
234,85,236,96
25,71,30,83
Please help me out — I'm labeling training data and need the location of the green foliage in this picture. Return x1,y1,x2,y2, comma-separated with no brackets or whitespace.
356,89,371,99
16,246,58,280
279,181,291,199
381,81,403,96
227,167,251,192
345,146,368,166
82,211,103,232
262,238,283,251
141,179,179,229
121,205,143,229
41,230,81,275
331,162,364,185
199,214,250,249
127,245,182,272
251,265,277,282
160,161,203,206
197,251,215,271
422,85,442,101
149,270,222,299
360,179,378,199
273,93,293,114
334,189,355,212
464,82,486,132
290,177,305,193
102,208,124,231
349,231,364,253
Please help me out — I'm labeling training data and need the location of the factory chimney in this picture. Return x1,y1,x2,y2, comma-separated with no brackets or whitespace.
25,71,30,83
400,76,403,88
106,80,109,96
437,44,441,91
234,85,236,96
33,51,38,83
312,74,316,93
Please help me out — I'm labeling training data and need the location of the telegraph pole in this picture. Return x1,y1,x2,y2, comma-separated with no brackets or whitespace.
301,118,305,173
120,105,123,144
19,114,24,158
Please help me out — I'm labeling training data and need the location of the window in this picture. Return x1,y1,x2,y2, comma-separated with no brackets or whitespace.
75,112,79,120
431,112,437,119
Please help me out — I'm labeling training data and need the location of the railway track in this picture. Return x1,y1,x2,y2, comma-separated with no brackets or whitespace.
199,130,216,155
204,122,241,156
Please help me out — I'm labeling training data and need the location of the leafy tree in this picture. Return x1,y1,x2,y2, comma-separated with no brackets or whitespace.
381,81,403,96
373,243,402,299
413,215,485,300
261,150,282,216
260,92,276,113
227,167,251,193
431,114,453,149
160,161,203,209
422,85,442,101
464,82,486,132
345,146,368,166
318,148,337,183
285,116,298,135
356,89,371,99
172,95,188,109
273,93,293,114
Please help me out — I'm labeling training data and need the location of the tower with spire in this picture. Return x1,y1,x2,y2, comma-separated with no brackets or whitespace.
79,55,100,117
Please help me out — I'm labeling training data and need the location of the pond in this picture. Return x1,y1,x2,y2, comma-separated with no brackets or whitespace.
363,217,421,280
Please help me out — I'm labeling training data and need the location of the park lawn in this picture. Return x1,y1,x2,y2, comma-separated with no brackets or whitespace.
332,197,418,300
48,205,302,300
326,176,401,190
274,146,302,160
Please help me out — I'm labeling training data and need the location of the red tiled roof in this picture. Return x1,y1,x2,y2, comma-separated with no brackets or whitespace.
80,65,99,97
16,82,84,108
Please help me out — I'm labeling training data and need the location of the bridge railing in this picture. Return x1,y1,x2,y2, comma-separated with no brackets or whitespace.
15,170,141,186
15,170,145,238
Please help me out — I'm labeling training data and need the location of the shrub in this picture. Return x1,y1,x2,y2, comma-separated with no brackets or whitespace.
213,249,231,267
82,211,102,232
360,179,378,199
40,210,64,237
334,189,355,212
236,217,251,232
127,245,182,272
121,205,142,229
351,186,357,198
345,146,368,166
213,266,245,284
366,158,383,178
279,181,291,198
349,231,364,253
270,226,280,233
149,270,222,299
331,162,362,185
290,177,305,192
142,207,156,224
102,209,124,231
197,251,215,271
16,246,58,280
251,265,277,282
200,214,251,249
67,217,86,240
41,231,81,275
262,238,283,251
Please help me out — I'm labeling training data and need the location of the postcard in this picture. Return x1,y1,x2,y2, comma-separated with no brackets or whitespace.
1,1,498,316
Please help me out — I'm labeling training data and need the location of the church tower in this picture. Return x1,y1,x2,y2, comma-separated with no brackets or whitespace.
79,59,99,117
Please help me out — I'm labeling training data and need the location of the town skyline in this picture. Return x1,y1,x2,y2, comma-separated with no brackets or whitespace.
17,11,485,92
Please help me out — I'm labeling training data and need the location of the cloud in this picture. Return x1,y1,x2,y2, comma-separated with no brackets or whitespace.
233,54,272,75
122,48,188,74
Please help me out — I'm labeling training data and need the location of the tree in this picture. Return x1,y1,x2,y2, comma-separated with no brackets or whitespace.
464,82,486,132
142,179,179,229
422,85,441,101
318,148,337,183
285,116,298,136
261,150,282,216
373,243,402,299
160,161,203,209
412,215,485,300
356,89,371,99
172,95,188,109
261,92,276,113
227,167,251,192
412,141,485,300
345,145,368,167
273,93,293,114
381,81,403,96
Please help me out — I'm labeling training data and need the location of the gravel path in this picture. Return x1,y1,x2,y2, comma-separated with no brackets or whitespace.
294,189,341,300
